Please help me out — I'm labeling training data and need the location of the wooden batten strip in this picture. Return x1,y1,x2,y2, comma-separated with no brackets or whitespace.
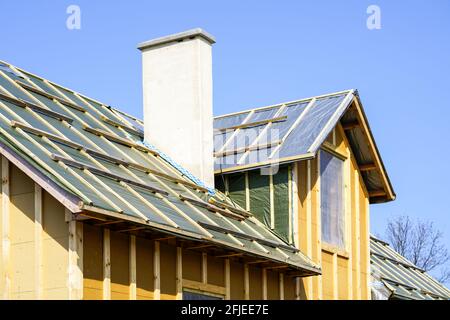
103,228,111,300
269,173,275,229
202,252,208,284
216,116,288,132
369,190,386,198
198,221,299,253
208,198,251,218
279,273,284,300
68,217,83,300
126,161,208,192
9,123,206,193
268,98,317,159
244,264,250,300
11,120,82,150
176,247,183,300
225,259,230,300
216,110,255,153
0,92,74,123
359,163,377,172
83,126,159,156
1,157,11,299
180,195,247,221
129,235,137,300
214,140,281,158
100,116,143,137
15,79,86,112
262,268,267,300
154,241,161,300
51,154,169,197
342,120,360,130
34,184,43,299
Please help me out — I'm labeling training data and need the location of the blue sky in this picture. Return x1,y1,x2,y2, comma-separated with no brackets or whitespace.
1,1,449,279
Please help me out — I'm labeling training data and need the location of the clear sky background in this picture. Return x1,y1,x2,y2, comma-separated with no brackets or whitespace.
1,1,449,280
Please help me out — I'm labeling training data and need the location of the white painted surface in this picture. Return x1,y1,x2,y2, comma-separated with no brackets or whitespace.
139,29,215,188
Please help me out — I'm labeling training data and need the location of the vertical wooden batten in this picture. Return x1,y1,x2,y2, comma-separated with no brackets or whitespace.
305,160,313,298
344,148,353,300
244,172,250,211
295,277,301,300
262,268,267,300
202,252,208,284
292,162,299,248
129,235,137,300
288,165,293,244
332,253,338,300
34,184,43,299
103,228,111,300
244,263,249,300
353,168,361,299
176,246,182,300
314,155,323,299
269,173,275,229
279,273,284,300
68,210,83,300
1,157,10,299
224,258,230,300
153,241,160,300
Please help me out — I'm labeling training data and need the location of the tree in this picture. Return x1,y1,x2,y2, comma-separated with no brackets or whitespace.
386,215,450,284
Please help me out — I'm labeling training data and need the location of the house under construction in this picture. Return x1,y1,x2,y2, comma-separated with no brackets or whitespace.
0,28,432,300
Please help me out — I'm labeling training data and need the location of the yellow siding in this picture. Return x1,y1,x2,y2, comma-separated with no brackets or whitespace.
230,261,244,299
110,231,130,300
136,237,154,300
182,250,202,282
10,164,35,299
160,242,176,299
295,123,372,300
337,256,349,300
83,224,103,300
0,161,69,300
207,255,224,287
266,270,280,300
249,266,262,300
42,191,69,299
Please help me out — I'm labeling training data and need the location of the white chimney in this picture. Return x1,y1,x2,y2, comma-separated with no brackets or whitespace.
138,29,215,188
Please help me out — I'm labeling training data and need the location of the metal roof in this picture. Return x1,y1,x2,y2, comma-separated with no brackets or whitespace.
0,60,320,275
213,90,396,203
370,236,450,300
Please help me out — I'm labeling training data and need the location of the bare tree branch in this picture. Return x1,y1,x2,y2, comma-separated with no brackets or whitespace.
385,215,449,275
437,268,450,284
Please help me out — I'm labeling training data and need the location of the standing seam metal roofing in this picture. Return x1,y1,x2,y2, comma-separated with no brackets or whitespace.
0,60,320,274
370,236,450,300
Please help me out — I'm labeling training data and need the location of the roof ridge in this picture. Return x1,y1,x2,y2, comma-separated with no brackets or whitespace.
214,89,355,120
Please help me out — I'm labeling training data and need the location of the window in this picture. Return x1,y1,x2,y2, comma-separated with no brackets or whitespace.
320,150,345,248
183,290,223,300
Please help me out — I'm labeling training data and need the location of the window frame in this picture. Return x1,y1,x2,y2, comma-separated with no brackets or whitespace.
319,149,346,249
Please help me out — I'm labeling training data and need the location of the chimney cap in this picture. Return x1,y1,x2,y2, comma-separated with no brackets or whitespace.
137,28,215,51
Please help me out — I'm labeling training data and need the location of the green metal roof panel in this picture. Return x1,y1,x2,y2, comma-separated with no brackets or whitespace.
0,60,320,275
370,236,450,300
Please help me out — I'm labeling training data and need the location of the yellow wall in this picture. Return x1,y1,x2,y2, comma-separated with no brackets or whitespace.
81,223,295,300
0,157,70,299
297,125,371,300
